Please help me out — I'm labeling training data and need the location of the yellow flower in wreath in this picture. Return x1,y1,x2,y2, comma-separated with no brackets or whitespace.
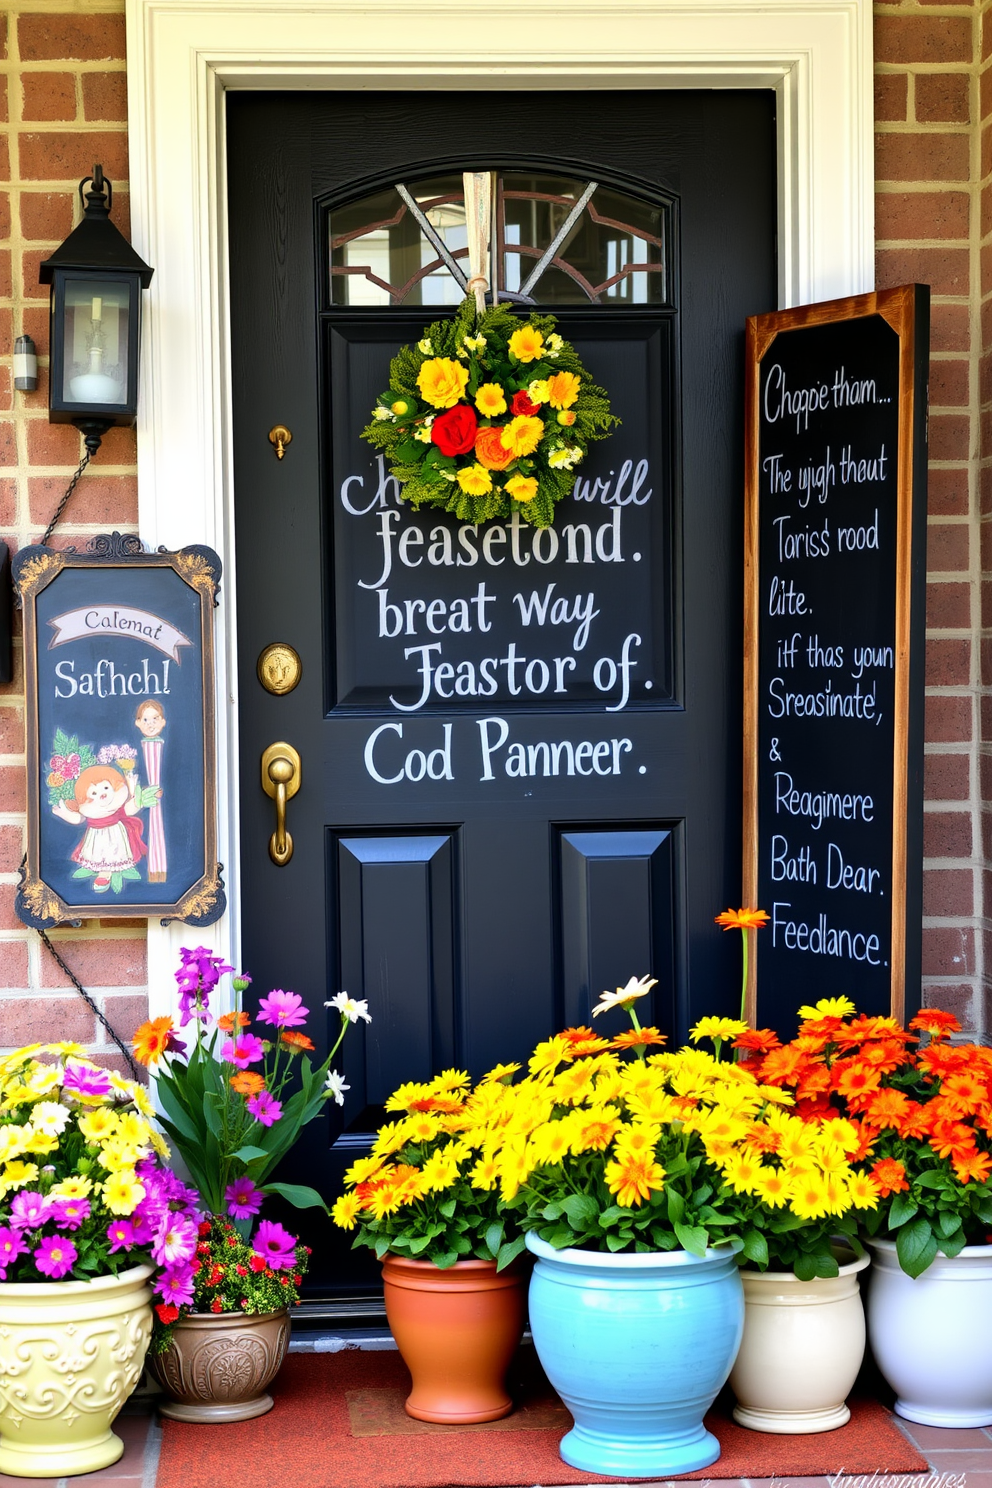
457,464,493,496
508,325,545,363
475,383,507,417
547,371,581,409
417,357,469,409
501,414,544,459
505,474,538,503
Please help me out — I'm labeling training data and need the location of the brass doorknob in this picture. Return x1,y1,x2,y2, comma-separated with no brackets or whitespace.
261,742,301,866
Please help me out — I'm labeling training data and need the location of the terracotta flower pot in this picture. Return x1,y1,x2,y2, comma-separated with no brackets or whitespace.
148,1308,290,1422
382,1255,525,1423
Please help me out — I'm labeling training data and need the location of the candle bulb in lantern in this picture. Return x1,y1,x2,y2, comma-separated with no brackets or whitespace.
91,296,102,325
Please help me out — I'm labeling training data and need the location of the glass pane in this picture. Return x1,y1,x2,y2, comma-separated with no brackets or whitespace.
62,279,129,405
329,171,666,307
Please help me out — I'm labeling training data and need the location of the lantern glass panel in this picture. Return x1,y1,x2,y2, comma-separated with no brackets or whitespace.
61,279,130,406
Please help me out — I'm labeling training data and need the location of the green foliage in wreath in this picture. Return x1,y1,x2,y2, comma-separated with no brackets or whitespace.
47,729,96,806
361,298,618,529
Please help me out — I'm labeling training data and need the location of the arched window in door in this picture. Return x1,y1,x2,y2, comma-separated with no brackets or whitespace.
328,171,668,307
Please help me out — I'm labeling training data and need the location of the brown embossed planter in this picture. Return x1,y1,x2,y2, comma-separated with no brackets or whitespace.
148,1308,290,1422
382,1255,526,1423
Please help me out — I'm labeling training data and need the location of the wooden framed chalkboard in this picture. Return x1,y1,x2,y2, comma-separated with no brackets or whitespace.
743,285,929,1028
13,532,226,929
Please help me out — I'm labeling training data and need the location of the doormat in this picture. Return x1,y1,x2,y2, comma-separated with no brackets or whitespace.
155,1350,928,1488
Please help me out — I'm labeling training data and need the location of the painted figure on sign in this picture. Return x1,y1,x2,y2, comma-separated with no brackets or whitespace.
134,698,167,882
52,763,149,894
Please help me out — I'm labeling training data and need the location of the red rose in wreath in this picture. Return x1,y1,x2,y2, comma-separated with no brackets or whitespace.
511,389,539,417
431,404,478,456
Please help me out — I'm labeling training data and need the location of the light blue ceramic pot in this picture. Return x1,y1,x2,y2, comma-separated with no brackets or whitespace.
526,1232,744,1477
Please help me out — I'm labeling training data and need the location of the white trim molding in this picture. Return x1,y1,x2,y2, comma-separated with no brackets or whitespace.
124,0,876,1008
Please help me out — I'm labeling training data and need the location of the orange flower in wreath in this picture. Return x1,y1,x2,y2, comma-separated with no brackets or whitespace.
474,426,515,470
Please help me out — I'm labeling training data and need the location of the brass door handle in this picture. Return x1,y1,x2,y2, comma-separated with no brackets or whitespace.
261,742,301,866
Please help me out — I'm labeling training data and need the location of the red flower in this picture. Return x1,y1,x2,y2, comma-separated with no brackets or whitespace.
431,405,477,456
235,1264,248,1277
155,1303,180,1324
198,1222,211,1237
210,1298,223,1314
226,1235,238,1247
249,1254,267,1273
511,390,539,416
294,1272,302,1284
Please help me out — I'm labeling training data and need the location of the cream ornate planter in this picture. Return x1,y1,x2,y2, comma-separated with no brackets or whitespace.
0,1263,153,1478
148,1308,290,1422
730,1250,869,1433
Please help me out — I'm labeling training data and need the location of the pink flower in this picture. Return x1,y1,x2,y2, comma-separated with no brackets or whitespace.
62,1061,112,1100
256,989,308,1028
34,1236,77,1279
10,1190,52,1231
225,1177,263,1220
0,1226,27,1267
154,1265,195,1306
151,1213,198,1268
52,1197,90,1231
107,1219,135,1253
246,1090,282,1127
221,1034,265,1069
252,1220,297,1271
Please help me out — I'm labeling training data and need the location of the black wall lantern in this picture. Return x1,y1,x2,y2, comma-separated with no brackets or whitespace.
40,165,153,455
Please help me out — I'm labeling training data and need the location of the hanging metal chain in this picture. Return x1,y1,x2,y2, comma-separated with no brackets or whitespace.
34,920,141,1081
40,444,93,547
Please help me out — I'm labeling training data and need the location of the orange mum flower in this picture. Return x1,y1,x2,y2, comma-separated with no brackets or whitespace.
714,907,770,932
796,1065,832,1100
733,1028,781,1054
218,1011,250,1033
559,1027,612,1057
863,1088,913,1129
895,1102,931,1141
871,1157,909,1196
834,1062,882,1104
474,426,516,471
611,1027,667,1051
280,1030,315,1051
930,1118,977,1163
604,1152,666,1207
910,1009,962,1041
940,1072,987,1116
795,1096,835,1121
918,1043,969,1079
849,1120,878,1162
230,1071,266,1096
132,1016,174,1068
953,1148,992,1184
834,1016,911,1048
758,1045,812,1085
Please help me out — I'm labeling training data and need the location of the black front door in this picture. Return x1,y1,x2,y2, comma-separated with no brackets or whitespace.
227,90,776,1304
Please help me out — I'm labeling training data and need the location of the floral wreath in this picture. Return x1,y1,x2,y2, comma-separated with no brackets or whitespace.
362,298,618,529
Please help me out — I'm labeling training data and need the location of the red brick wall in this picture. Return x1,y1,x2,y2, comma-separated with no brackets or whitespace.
0,3,147,1064
2,3,992,1050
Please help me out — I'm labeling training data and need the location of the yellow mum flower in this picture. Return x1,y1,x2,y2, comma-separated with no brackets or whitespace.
505,475,538,503
847,1172,881,1209
788,1172,831,1220
115,1112,152,1147
0,1127,27,1162
1,1161,38,1190
417,357,469,409
21,1129,58,1155
344,1155,386,1186
331,1193,361,1230
604,1152,666,1207
384,1082,433,1113
614,1123,661,1158
754,1168,790,1208
528,1123,573,1166
102,1170,145,1215
508,325,544,363
689,1017,749,1044
50,1175,93,1199
433,1069,471,1092
475,383,507,417
469,1153,500,1190
797,996,856,1021
500,415,544,460
481,1063,521,1085
97,1139,144,1173
721,1148,762,1194
372,1121,409,1158
546,371,581,409
79,1108,118,1144
402,1113,442,1144
823,1171,852,1214
457,464,493,497
420,1148,461,1191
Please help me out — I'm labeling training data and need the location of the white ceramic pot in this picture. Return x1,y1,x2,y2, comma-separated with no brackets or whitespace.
729,1249,869,1433
0,1263,153,1478
867,1238,992,1427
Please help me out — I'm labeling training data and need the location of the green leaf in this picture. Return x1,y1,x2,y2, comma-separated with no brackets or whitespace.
484,1222,504,1257
673,1221,708,1257
666,1188,685,1226
439,1199,457,1220
936,1210,962,1240
887,1193,919,1231
408,1234,432,1255
794,1253,817,1282
433,1251,460,1270
232,1145,269,1163
606,1231,630,1252
561,1194,599,1230
261,1182,328,1212
915,1171,952,1190
496,1237,526,1273
896,1217,938,1279
741,1230,769,1268
541,1203,563,1222
939,1230,968,1259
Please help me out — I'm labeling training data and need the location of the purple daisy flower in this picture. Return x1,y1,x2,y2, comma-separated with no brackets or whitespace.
252,1219,297,1271
106,1219,136,1253
51,1197,91,1231
10,1190,52,1231
151,1213,198,1268
34,1235,77,1279
175,945,234,1028
256,989,308,1029
224,1176,264,1220
221,1033,265,1069
61,1060,113,1100
246,1090,282,1127
154,1264,195,1306
0,1226,27,1267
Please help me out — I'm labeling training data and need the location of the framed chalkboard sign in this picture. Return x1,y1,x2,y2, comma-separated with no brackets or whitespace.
13,532,226,928
743,285,929,1028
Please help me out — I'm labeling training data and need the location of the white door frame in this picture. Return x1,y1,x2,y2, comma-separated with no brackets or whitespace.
124,0,875,1011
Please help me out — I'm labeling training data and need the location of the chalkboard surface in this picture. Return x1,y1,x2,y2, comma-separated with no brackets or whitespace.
14,534,226,928
744,286,928,1029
